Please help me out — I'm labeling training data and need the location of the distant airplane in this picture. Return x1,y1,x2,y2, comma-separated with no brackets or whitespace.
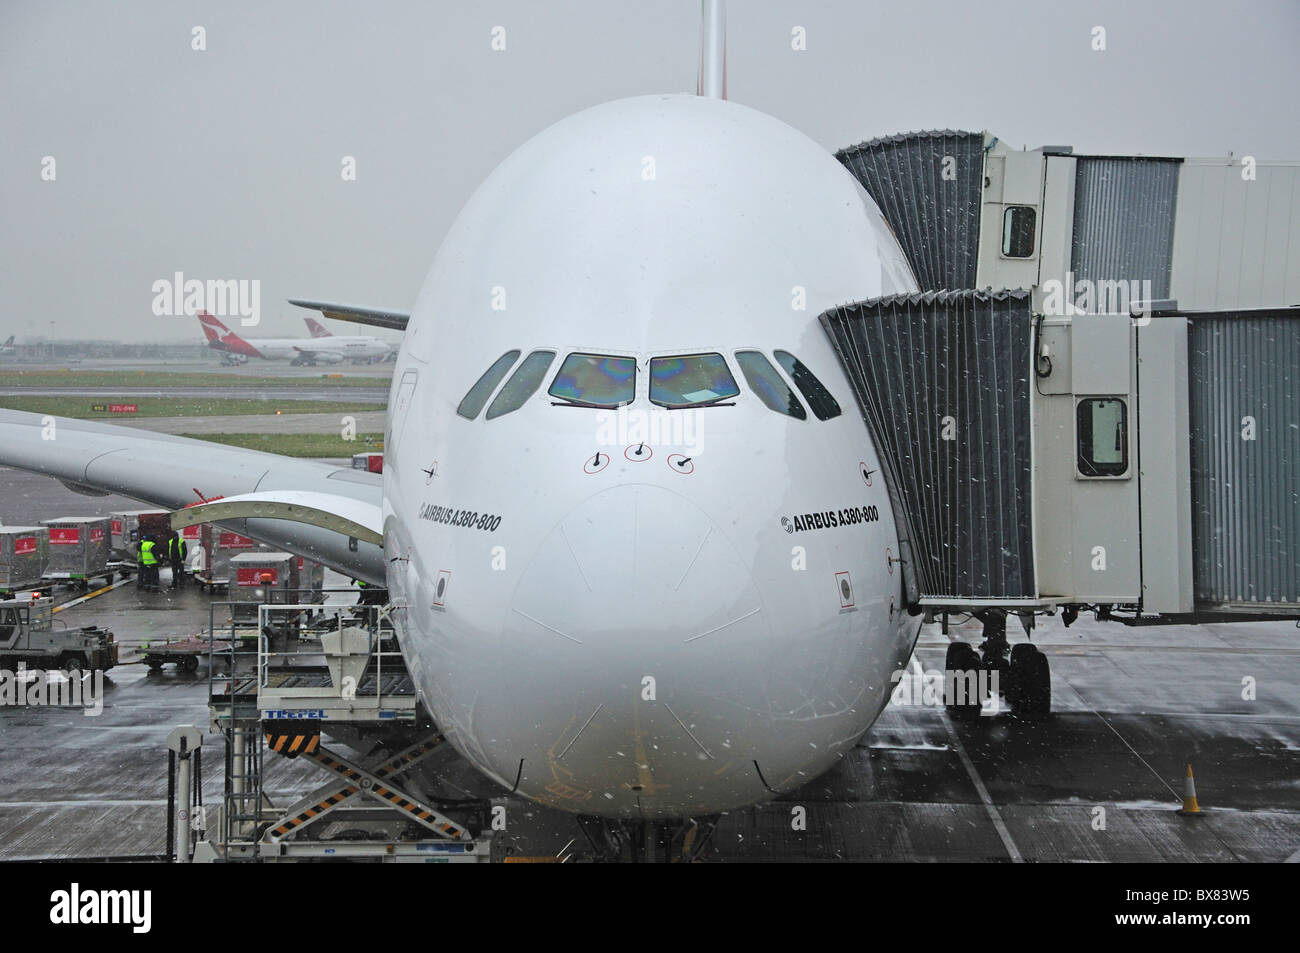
303,316,333,339
197,311,391,366
303,313,395,361
0,335,14,354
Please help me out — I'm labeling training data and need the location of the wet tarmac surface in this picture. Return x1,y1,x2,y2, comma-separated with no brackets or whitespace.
0,387,388,403
1,471,1297,862
0,358,395,382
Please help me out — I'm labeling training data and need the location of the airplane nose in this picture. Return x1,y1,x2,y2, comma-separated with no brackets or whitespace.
500,483,775,815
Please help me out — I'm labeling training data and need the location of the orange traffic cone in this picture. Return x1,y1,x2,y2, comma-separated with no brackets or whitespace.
1177,763,1205,816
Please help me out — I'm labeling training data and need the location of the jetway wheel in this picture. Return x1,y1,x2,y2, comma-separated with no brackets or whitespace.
944,642,983,717
1009,645,1051,717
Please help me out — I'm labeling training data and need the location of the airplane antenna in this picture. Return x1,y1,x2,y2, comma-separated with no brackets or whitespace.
697,0,726,99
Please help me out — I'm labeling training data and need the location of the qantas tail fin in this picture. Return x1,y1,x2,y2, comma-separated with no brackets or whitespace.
197,311,225,347
198,310,260,357
304,316,333,338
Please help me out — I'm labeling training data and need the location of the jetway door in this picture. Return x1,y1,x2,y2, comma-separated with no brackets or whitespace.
820,289,1036,602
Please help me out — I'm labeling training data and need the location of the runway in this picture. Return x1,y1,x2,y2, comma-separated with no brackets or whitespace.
1,358,395,382
0,387,389,403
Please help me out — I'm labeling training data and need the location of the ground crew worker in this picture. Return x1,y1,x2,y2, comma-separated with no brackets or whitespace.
168,531,188,590
139,535,161,592
351,578,387,606
135,533,146,590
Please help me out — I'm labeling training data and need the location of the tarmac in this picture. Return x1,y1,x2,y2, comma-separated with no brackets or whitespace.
0,358,395,382
0,387,388,403
1,465,1297,863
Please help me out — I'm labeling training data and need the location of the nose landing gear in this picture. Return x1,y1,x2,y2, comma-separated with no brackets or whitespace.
575,816,719,862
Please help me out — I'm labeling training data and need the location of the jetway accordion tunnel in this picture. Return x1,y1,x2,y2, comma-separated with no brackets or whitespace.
819,290,1298,621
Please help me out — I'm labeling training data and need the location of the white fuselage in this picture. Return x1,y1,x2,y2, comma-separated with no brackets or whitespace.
383,95,922,818
246,336,390,362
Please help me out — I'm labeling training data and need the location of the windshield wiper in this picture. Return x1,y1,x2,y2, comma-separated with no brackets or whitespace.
551,398,627,409
661,399,736,409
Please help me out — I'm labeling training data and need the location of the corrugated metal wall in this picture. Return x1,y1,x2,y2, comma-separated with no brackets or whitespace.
836,131,985,292
1170,160,1300,310
820,290,1036,600
1071,157,1180,300
1187,311,1299,606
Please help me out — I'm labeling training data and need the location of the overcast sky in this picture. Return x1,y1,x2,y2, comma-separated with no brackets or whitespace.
3,0,1297,341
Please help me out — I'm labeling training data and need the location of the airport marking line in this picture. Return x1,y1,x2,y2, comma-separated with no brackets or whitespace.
1085,708,1243,860
51,576,133,612
942,714,1024,863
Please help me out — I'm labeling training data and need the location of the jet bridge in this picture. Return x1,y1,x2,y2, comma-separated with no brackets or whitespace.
820,290,1299,623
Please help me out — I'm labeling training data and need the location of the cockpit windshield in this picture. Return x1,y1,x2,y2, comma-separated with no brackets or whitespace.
735,350,807,419
457,350,519,420
486,350,556,419
548,353,636,408
649,353,739,408
774,350,842,420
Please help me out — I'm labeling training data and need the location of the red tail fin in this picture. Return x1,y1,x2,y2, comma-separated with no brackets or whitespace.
304,317,333,338
197,310,231,333
198,310,260,357
197,311,224,346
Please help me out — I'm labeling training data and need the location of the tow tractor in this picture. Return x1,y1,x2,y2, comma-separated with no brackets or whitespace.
0,594,118,672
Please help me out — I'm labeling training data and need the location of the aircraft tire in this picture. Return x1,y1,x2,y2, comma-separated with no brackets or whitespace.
1010,645,1051,717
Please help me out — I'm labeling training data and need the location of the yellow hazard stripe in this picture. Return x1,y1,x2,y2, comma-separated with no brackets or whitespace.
271,787,357,836
266,732,320,755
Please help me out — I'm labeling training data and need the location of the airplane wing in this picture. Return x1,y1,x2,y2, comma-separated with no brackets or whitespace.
289,299,409,332
0,410,386,584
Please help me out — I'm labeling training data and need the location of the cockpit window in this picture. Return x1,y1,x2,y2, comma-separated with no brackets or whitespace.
734,350,807,420
486,350,556,420
649,353,739,408
457,350,519,420
548,353,636,408
774,350,842,421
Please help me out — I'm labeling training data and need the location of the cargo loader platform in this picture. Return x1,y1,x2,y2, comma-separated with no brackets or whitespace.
173,593,494,862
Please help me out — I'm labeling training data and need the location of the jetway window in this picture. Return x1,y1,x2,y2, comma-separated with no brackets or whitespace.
457,351,519,420
1002,206,1036,258
650,353,739,408
549,353,636,408
735,350,807,420
1077,398,1128,476
486,350,556,420
774,350,842,421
